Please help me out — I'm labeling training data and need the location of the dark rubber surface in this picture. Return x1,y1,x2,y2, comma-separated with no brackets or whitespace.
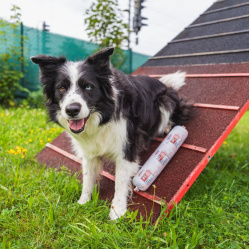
174,18,249,40
157,33,249,56
206,0,249,12
146,0,249,67
192,5,249,25
143,51,249,67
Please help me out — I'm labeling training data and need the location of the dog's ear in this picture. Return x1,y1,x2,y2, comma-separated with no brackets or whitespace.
31,55,66,104
86,47,114,69
31,55,66,67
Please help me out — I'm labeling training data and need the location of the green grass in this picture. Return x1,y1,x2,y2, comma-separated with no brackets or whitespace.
0,107,249,248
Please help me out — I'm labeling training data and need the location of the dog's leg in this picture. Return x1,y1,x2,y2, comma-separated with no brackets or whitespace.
158,106,172,135
109,159,139,220
78,157,102,205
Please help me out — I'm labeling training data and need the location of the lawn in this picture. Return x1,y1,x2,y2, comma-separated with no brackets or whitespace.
0,107,249,248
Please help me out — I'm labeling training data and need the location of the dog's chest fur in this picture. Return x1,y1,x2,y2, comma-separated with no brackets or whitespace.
68,113,127,161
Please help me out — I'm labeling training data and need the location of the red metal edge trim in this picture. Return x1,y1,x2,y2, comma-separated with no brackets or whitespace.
165,99,249,213
148,73,249,78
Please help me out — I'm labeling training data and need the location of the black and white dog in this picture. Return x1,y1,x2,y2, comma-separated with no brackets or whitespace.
31,47,195,220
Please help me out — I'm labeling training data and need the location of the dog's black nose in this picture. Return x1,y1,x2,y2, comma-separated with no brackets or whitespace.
66,103,81,117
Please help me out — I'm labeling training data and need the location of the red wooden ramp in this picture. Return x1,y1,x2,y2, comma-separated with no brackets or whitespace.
36,62,249,222
36,0,249,222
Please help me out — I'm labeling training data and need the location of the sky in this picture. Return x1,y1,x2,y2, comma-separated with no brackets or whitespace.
0,0,216,56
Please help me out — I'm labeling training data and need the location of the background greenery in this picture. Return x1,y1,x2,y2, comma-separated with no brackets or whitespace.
84,0,129,69
0,107,248,248
0,5,28,106
0,3,149,107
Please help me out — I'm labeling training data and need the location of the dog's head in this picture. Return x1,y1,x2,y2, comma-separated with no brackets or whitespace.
31,47,116,134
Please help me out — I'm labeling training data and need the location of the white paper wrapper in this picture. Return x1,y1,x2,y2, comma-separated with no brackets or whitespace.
133,126,188,191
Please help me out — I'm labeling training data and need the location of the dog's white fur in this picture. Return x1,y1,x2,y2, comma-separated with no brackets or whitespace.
160,71,186,91
159,71,186,133
57,67,186,220
58,112,139,219
60,63,90,120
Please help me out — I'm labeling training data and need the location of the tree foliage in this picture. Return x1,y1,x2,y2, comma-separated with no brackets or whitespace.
84,0,128,68
0,5,28,106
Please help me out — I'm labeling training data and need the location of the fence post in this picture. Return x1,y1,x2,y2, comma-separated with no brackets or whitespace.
129,48,132,74
20,22,24,86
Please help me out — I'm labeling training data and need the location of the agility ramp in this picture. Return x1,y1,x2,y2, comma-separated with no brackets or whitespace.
36,0,249,222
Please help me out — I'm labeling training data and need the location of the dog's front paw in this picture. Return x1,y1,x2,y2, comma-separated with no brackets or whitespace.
77,194,91,205
109,204,127,220
165,124,172,134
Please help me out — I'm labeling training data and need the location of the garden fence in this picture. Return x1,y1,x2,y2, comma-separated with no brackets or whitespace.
0,22,149,93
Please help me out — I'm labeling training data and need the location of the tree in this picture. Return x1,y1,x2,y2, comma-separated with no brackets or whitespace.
84,0,129,68
0,5,28,106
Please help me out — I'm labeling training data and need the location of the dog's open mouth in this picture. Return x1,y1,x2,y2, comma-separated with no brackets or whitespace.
68,116,89,133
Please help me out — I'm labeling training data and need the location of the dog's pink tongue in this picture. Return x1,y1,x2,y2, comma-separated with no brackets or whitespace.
69,119,85,131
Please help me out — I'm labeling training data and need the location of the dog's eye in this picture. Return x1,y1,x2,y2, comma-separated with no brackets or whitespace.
58,86,66,92
85,85,93,91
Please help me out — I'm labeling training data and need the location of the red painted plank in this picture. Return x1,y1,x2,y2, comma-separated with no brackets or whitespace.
153,138,207,153
46,143,82,164
193,103,240,111
148,73,249,78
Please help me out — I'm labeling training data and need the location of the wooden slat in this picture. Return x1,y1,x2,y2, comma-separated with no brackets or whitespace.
203,2,249,15
188,14,249,28
170,30,249,44
149,73,249,78
149,49,249,60
46,143,82,164
201,2,249,16
193,103,240,111
153,138,207,153
181,144,207,153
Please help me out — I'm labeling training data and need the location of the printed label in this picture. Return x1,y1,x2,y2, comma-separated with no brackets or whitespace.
141,170,154,184
170,134,182,147
157,151,170,165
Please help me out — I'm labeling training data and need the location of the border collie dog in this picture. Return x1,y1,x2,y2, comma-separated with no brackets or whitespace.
31,47,195,220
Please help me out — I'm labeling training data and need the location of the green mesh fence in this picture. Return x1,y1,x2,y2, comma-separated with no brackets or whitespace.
0,23,150,93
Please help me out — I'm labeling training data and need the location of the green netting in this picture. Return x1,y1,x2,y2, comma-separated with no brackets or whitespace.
0,21,22,76
0,22,150,92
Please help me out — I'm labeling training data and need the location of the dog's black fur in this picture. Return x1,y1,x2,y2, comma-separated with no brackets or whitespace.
32,47,196,162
